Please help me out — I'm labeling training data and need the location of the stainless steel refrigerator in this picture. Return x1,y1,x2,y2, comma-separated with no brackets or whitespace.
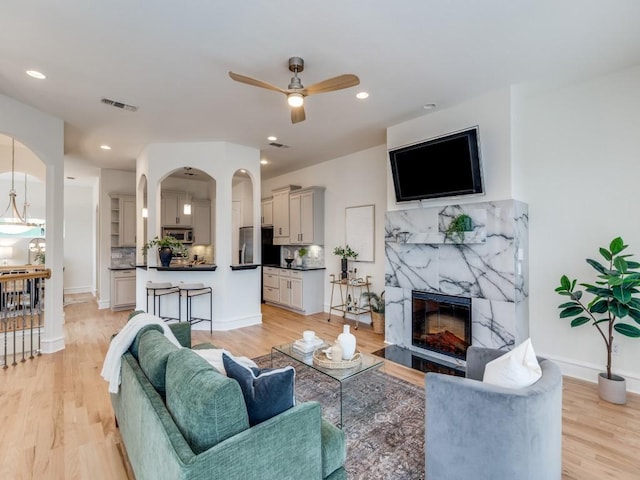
239,226,254,264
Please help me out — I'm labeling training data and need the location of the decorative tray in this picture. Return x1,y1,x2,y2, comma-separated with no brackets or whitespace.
312,349,362,369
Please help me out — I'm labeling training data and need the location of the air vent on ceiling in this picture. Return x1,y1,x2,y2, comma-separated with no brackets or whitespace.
269,142,289,148
100,98,138,112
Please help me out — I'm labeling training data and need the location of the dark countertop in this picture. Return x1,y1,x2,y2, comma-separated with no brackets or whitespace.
152,264,217,271
262,264,326,271
109,266,137,271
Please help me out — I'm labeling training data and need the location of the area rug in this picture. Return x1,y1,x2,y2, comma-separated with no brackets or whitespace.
255,354,425,480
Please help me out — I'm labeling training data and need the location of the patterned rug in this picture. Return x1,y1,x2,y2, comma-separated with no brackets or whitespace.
255,354,426,480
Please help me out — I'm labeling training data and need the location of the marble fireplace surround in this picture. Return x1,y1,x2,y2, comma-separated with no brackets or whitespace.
384,199,529,366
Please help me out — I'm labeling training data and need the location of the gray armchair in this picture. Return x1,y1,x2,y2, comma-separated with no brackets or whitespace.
425,346,562,480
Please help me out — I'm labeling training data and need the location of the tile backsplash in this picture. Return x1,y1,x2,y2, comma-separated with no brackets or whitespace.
111,247,136,268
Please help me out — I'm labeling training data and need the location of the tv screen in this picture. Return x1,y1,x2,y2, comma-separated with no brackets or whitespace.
389,127,484,202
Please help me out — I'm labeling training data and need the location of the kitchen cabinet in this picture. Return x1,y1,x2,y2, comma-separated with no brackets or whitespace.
262,266,324,314
111,269,136,310
261,198,273,226
162,191,192,227
110,194,136,247
263,266,280,303
272,185,300,245
192,200,211,245
289,187,324,245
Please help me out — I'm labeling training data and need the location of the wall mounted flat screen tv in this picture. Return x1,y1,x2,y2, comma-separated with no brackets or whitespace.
389,127,484,202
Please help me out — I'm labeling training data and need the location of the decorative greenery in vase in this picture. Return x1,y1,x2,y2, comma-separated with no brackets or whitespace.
555,237,640,381
142,235,188,256
334,245,358,280
444,213,474,243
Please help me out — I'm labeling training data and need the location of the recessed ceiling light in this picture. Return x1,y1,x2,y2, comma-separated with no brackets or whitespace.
260,159,268,165
356,91,369,100
26,70,46,80
66,176,76,180
100,144,112,150
423,103,436,110
267,136,277,142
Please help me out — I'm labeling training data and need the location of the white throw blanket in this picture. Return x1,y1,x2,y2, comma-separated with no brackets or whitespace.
101,313,182,393
192,348,258,376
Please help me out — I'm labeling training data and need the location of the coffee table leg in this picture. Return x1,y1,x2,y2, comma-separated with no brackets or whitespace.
339,381,344,429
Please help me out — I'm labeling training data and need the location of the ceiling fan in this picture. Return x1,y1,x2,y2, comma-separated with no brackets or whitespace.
228,57,360,124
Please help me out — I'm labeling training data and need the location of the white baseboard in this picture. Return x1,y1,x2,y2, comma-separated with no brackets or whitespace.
41,335,65,354
541,352,640,394
194,313,262,332
64,285,94,295
97,299,110,309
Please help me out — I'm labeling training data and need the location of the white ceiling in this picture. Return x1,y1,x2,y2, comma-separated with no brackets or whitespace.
1,1,639,183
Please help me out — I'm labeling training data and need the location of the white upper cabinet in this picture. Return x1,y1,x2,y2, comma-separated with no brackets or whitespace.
289,187,324,245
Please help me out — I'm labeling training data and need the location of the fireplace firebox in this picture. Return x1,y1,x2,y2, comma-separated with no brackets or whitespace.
412,290,471,360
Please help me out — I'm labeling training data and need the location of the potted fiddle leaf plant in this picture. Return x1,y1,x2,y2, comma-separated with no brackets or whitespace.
142,235,188,267
333,245,358,279
362,290,385,334
555,236,640,404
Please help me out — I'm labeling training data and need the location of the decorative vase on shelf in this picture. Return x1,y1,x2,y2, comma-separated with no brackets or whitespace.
158,247,173,267
341,258,348,280
337,325,356,360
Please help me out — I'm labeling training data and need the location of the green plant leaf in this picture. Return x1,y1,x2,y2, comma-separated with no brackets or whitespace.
599,247,612,261
609,237,626,255
570,290,583,301
609,301,629,318
614,256,629,273
627,308,640,324
570,317,590,327
586,258,606,274
614,323,640,337
608,276,624,286
625,260,640,270
589,300,609,314
560,275,571,291
613,285,632,303
560,306,585,318
593,318,610,325
558,301,579,309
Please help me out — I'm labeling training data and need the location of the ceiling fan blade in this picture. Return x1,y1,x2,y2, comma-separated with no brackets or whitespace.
291,105,306,124
228,71,286,94
302,74,360,95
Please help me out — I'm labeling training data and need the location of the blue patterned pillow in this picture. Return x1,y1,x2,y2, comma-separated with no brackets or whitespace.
222,353,295,426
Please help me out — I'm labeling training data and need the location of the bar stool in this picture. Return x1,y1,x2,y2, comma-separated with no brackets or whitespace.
146,282,180,322
178,282,212,334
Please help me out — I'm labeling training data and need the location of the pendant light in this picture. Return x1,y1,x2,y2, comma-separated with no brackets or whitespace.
0,138,41,234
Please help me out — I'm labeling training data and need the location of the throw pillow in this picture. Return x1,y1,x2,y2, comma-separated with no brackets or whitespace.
222,353,295,426
482,338,542,389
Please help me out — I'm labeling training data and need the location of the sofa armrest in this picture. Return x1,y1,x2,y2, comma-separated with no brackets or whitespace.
465,345,507,380
190,401,339,480
168,322,191,348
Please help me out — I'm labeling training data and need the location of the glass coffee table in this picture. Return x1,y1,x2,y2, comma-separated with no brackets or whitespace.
271,341,384,427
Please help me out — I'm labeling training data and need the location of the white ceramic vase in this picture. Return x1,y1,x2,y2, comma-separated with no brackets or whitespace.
337,325,356,360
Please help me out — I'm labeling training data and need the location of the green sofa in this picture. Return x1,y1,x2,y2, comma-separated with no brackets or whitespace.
110,322,347,480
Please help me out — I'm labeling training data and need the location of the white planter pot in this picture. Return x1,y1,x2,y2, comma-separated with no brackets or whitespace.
598,372,626,405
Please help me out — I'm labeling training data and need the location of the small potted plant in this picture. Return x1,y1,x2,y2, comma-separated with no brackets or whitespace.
298,247,308,267
444,213,474,243
555,236,640,404
142,235,188,267
333,245,358,279
362,290,385,334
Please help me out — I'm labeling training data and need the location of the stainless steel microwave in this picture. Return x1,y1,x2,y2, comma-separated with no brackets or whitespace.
162,228,194,244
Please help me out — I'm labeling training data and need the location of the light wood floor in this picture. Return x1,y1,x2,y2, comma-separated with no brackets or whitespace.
1,294,639,479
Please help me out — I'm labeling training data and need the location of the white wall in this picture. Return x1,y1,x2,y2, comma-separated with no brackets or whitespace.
262,145,388,313
64,183,96,294
386,87,514,212
517,65,640,392
0,93,65,354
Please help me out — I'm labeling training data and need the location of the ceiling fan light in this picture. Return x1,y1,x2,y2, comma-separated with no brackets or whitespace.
287,93,304,108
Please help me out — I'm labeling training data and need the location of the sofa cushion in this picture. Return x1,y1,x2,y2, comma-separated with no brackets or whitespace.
137,329,181,394
321,418,347,479
165,348,250,454
129,324,163,360
483,338,542,389
223,353,295,426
